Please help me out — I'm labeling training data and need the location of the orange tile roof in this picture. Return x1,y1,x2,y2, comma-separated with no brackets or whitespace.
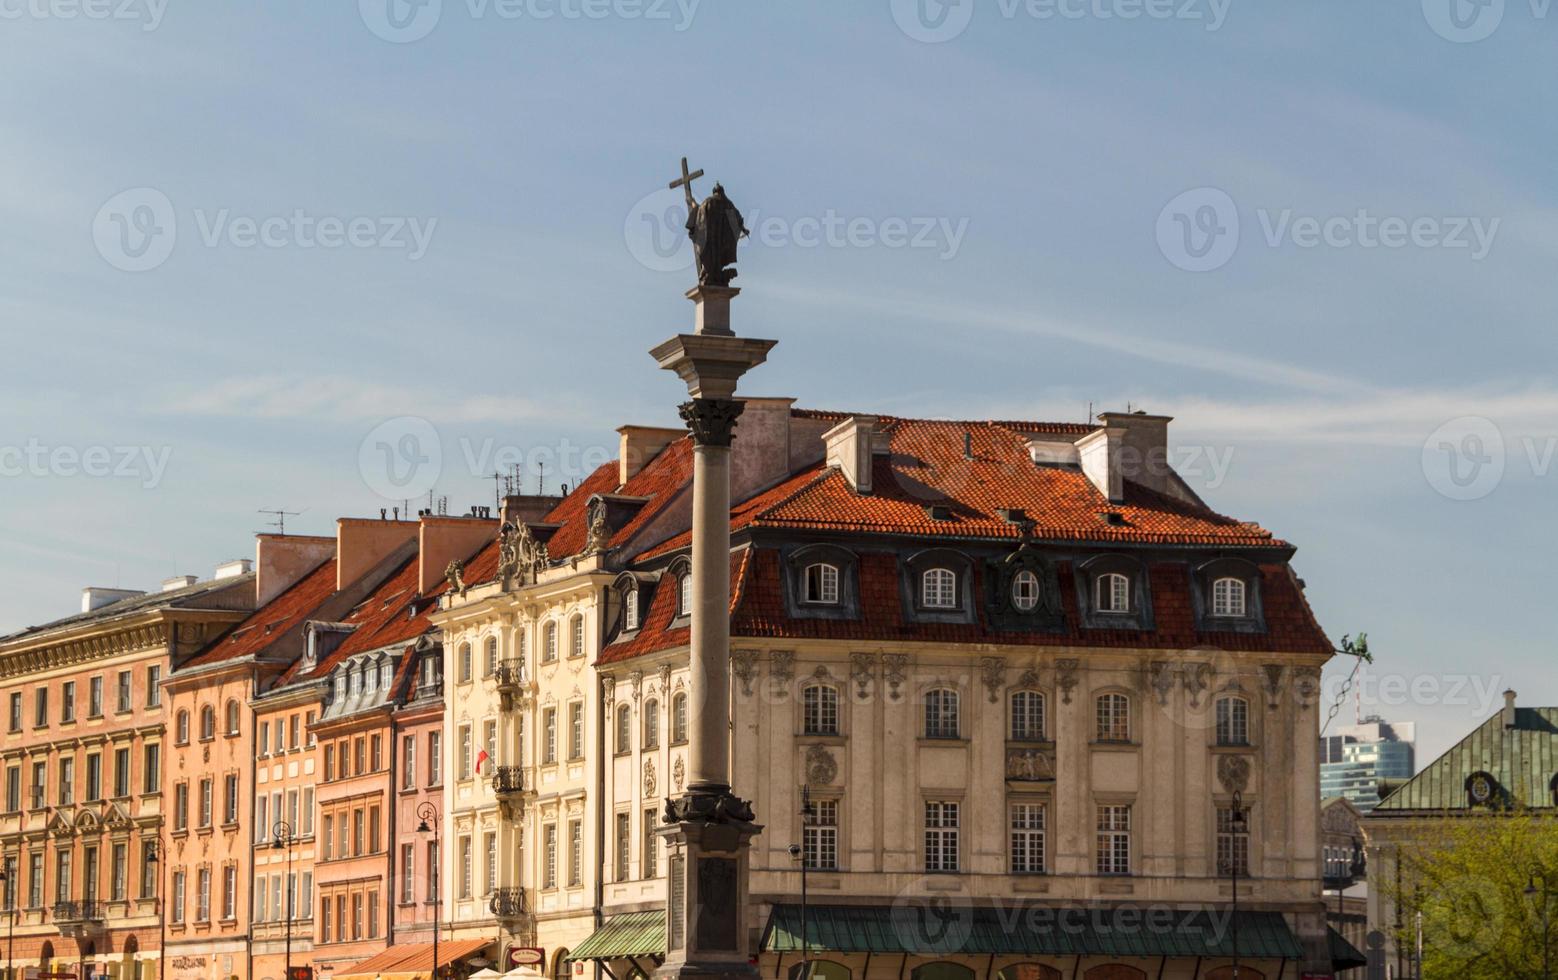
180,558,337,669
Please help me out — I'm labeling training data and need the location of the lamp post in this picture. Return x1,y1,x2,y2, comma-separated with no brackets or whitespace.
1,862,15,980
785,787,815,980
1219,790,1247,980
416,804,441,980
146,833,168,980
273,821,296,980
1526,870,1552,980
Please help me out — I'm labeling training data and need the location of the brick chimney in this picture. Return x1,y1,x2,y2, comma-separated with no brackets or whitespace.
823,415,883,495
255,534,336,606
337,518,419,591
1503,689,1518,729
731,397,800,502
500,495,559,527
419,515,498,595
617,425,684,486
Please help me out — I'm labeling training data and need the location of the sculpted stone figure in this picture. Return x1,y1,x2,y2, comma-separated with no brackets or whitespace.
670,157,749,286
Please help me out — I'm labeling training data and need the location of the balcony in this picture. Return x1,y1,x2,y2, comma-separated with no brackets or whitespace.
53,900,106,930
492,766,528,819
494,660,529,710
488,887,527,921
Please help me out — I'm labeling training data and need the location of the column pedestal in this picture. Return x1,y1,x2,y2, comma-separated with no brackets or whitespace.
653,808,763,980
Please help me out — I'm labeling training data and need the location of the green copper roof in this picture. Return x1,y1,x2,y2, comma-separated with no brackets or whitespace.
1374,706,1558,812
569,911,666,961
761,905,1304,959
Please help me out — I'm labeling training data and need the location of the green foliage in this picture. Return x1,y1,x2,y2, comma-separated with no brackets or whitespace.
1380,808,1558,979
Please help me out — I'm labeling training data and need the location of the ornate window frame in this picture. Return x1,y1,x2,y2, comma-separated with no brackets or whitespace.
1074,554,1154,631
781,544,860,622
902,549,976,625
1190,557,1267,634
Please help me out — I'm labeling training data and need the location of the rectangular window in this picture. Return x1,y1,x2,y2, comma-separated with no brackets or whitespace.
352,893,362,940
354,809,365,856
143,743,160,795
28,853,44,908
1096,805,1132,876
303,787,315,836
257,796,270,844
368,888,379,937
88,676,103,717
260,721,272,759
7,691,19,732
288,789,300,833
924,801,959,873
0,855,13,911
616,812,631,881
290,714,300,750
429,731,443,786
1216,698,1250,746
459,835,473,899
1010,803,1046,874
371,734,383,772
111,842,128,900
402,735,416,790
146,665,161,707
34,688,47,727
1096,695,1131,743
140,842,156,899
569,703,584,761
803,686,839,736
335,894,346,941
427,841,439,901
224,775,239,824
1216,807,1250,877
924,689,959,739
322,815,333,860
354,736,365,775
543,709,557,765
485,832,497,895
401,844,415,903
61,681,76,722
319,891,330,941
199,778,213,828
369,806,381,854
58,757,75,806
543,824,558,889
30,761,45,809
171,870,185,923
458,725,473,781
569,819,582,886
483,720,497,772
85,753,102,802
223,865,237,920
117,670,133,713
323,743,333,780
5,766,19,813
805,799,840,871
114,748,130,798
302,871,313,919
643,808,659,879
196,867,211,922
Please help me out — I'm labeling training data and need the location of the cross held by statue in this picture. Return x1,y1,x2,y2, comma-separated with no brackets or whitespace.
670,156,705,209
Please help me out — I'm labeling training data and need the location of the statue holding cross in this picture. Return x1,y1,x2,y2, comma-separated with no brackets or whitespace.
670,156,749,287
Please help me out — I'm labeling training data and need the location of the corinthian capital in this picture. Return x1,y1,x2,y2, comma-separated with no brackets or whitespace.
679,398,745,447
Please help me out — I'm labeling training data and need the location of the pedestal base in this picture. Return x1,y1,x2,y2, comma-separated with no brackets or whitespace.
655,791,763,980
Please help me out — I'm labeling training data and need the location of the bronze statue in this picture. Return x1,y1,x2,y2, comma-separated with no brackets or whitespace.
670,157,749,286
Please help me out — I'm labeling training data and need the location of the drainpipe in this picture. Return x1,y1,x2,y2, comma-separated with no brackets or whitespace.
247,672,258,980
388,709,400,948
592,586,607,980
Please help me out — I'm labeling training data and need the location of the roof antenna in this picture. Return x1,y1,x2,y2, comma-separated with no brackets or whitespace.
1087,401,1094,425
259,508,302,536
537,461,544,496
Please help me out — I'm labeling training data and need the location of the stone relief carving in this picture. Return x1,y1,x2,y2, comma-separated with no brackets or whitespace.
644,758,658,798
672,756,686,791
732,650,757,697
445,559,468,599
1055,659,1080,704
497,521,550,591
1182,662,1211,708
770,650,795,683
804,744,838,786
1261,664,1287,708
882,654,908,701
1015,666,1041,691
1293,666,1322,708
849,653,875,701
659,665,673,694
584,497,611,554
629,670,643,703
1005,747,1056,782
1148,661,1176,705
1217,754,1252,793
601,673,616,710
980,657,1006,704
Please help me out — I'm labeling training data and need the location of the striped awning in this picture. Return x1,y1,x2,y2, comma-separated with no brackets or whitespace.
335,938,494,980
569,911,667,961
761,905,1305,960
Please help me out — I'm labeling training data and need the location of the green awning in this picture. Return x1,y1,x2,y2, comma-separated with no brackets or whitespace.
761,905,1304,960
570,911,667,961
1328,927,1367,970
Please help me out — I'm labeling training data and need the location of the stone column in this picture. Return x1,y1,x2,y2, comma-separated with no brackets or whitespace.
651,284,776,980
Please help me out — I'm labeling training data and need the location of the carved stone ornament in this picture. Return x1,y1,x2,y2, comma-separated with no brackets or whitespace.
850,653,875,700
1182,663,1211,708
1149,661,1176,706
679,398,746,448
629,670,644,703
662,789,756,828
1293,666,1322,708
731,650,757,697
1016,667,1041,691
770,650,795,683
644,759,658,798
883,654,908,701
497,521,550,591
1055,659,1080,705
659,664,674,694
1006,747,1056,782
980,657,1006,704
1217,754,1252,794
1261,664,1287,708
445,559,468,599
672,756,686,790
601,673,616,710
805,744,838,786
584,497,611,554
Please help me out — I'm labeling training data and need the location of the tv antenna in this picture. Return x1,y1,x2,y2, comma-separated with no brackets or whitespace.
259,508,304,536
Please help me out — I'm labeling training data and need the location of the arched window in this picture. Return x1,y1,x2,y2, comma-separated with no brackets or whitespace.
789,962,852,980
643,698,660,749
1211,577,1246,617
458,642,472,683
552,949,571,980
484,636,499,677
224,700,240,736
616,705,632,754
1011,691,1045,741
623,587,639,630
1095,693,1130,742
543,622,558,663
911,964,975,980
1096,573,1130,613
570,614,585,658
1011,570,1041,612
921,568,957,609
1215,695,1249,746
804,563,840,605
199,706,215,741
677,573,692,617
924,688,959,739
672,693,689,744
802,685,839,736
175,710,190,745
996,966,1063,980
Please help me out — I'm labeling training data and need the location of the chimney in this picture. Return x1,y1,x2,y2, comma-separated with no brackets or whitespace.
255,534,336,607
617,425,685,486
1076,424,1124,503
337,518,419,591
500,495,559,527
730,397,799,502
213,558,253,581
419,515,499,595
823,415,883,495
161,575,198,592
1077,411,1182,504
1503,689,1518,729
80,587,146,614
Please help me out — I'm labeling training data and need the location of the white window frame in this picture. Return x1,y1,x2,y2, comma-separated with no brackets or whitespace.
1096,572,1130,613
1096,804,1131,875
1095,693,1130,743
924,801,960,873
1010,690,1045,741
1011,569,1041,611
1212,576,1247,617
1216,696,1250,746
802,685,839,736
924,688,959,739
1010,802,1046,874
804,563,840,605
623,589,639,630
804,798,839,871
921,568,957,609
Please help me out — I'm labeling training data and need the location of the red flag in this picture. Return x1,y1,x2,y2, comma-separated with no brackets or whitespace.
476,749,490,774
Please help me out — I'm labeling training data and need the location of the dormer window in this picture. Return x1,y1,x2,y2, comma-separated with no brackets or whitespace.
623,587,639,631
1096,573,1130,613
804,563,840,605
1011,570,1041,612
678,572,692,617
364,661,377,693
333,674,346,701
379,660,393,691
1212,577,1246,617
922,569,957,609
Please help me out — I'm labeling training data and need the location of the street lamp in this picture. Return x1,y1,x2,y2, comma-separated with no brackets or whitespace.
145,833,168,980
1219,790,1248,980
1526,870,1551,980
785,786,815,980
416,804,441,980
0,862,15,980
273,822,296,980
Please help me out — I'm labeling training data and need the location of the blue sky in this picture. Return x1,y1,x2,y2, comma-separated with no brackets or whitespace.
2,1,1553,763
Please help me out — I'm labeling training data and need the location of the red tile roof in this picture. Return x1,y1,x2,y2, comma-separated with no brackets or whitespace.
181,559,338,669
596,548,751,665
